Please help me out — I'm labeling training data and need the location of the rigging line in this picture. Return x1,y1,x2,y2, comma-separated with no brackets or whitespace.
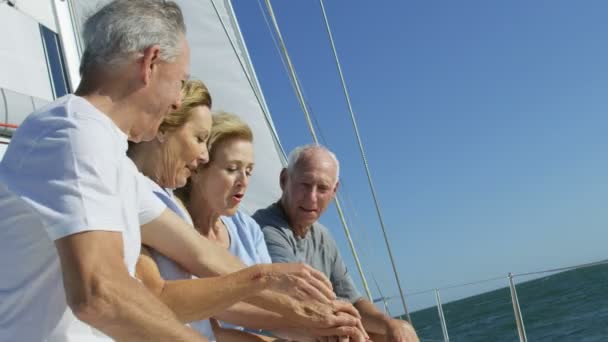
256,0,292,86
370,272,392,316
337,183,390,299
257,0,332,150
209,0,287,162
257,0,333,154
263,0,373,301
318,0,413,323
513,259,608,278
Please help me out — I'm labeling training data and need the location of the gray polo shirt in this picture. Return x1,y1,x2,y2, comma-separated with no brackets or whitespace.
253,202,362,304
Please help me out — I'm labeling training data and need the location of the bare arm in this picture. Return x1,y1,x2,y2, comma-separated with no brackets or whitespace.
212,302,286,330
55,230,206,342
136,247,332,323
354,299,419,342
141,210,341,323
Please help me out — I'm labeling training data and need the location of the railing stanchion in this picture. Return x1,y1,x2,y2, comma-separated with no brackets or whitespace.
434,288,449,342
508,273,527,342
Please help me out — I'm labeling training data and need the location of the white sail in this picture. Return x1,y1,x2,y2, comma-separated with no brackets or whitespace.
174,0,285,214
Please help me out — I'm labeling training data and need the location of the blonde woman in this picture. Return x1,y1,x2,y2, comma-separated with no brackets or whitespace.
129,82,337,341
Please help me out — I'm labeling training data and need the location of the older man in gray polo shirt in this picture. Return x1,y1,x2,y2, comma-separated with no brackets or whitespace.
254,144,419,342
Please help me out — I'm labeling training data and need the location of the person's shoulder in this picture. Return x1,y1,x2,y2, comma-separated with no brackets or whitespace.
22,95,121,154
229,210,261,232
252,202,286,229
251,204,272,222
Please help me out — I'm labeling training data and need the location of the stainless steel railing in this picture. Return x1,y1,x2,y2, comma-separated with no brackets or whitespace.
379,259,608,342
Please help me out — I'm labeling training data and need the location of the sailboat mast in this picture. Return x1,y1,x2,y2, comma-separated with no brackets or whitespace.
263,0,374,302
318,0,413,322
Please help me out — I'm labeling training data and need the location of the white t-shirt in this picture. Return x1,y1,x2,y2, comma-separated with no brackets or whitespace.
0,95,166,342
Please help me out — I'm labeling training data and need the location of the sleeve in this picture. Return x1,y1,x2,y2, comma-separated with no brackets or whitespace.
245,215,272,264
262,226,298,264
326,233,363,304
15,123,127,240
136,173,166,225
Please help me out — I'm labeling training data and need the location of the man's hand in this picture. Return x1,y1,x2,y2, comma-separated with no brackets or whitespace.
258,263,336,304
274,300,368,342
384,319,419,342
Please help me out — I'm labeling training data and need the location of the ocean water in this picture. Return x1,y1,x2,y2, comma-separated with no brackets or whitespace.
406,263,608,341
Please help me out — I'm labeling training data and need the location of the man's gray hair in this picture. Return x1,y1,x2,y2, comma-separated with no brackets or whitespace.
286,144,340,182
80,0,186,76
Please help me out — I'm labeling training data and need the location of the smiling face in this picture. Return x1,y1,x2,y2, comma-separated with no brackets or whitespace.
280,149,338,230
191,138,255,216
158,105,212,188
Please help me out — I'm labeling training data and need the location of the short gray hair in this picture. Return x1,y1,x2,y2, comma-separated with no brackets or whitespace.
80,0,186,76
286,144,340,182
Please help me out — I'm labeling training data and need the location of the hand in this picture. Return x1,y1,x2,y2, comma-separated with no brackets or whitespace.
257,263,336,304
385,319,419,342
275,301,368,342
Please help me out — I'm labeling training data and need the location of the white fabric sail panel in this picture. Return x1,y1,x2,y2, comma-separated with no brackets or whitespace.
67,0,285,214
0,6,54,101
11,0,58,31
176,0,284,214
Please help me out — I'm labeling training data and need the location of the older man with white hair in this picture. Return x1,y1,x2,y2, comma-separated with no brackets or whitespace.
0,1,201,341
254,144,420,342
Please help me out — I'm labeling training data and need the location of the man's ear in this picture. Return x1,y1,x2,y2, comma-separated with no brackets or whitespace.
332,180,340,198
140,44,161,85
279,168,288,191
156,129,167,144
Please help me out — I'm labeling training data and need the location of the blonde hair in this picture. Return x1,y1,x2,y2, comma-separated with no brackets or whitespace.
206,112,253,161
159,79,212,133
175,112,253,205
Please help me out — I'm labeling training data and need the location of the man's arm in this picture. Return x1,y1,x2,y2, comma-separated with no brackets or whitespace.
354,299,419,342
55,230,205,342
136,247,333,323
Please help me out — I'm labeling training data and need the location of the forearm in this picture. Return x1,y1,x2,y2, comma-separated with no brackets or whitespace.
244,290,309,325
142,211,248,277
56,231,206,342
68,268,204,341
354,299,391,334
157,266,269,323
213,302,288,330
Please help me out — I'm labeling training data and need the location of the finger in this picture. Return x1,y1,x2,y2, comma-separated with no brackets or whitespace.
304,269,337,301
305,264,334,291
327,312,358,327
298,278,332,304
314,326,362,338
338,336,349,342
332,301,361,319
356,319,368,340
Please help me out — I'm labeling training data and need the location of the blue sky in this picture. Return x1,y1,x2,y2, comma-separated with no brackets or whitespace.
232,1,608,313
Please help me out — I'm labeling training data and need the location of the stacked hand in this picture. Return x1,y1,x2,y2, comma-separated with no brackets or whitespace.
255,264,369,341
258,263,336,304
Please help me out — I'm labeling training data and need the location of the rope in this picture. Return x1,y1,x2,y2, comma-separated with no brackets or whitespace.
512,259,608,278
262,0,373,301
317,0,413,323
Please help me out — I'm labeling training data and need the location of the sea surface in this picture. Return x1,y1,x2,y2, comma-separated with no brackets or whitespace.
406,263,608,341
